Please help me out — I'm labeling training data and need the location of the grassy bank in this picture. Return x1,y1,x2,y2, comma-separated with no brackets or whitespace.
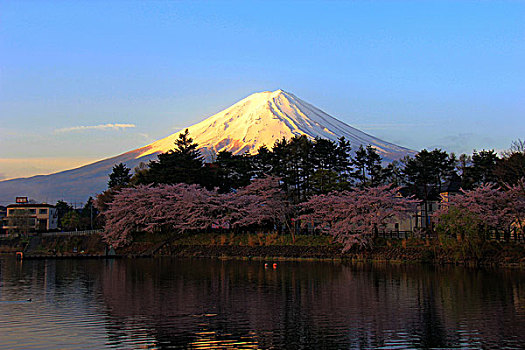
3,232,524,267
120,232,525,268
0,234,106,257
0,237,25,254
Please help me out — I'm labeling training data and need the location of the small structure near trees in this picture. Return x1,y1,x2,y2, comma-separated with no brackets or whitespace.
300,185,417,251
2,203,58,236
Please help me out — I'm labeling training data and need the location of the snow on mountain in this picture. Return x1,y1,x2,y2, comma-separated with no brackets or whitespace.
137,89,411,161
0,89,414,205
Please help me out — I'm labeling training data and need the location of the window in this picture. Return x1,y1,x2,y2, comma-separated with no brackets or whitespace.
39,209,48,214
12,209,26,216
29,209,36,214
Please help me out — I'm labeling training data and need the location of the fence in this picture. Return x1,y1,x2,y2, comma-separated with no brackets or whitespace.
487,228,524,243
41,229,102,237
374,229,524,243
376,231,416,240
30,227,525,243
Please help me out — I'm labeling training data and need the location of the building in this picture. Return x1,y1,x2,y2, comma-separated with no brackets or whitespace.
2,203,58,235
388,174,463,234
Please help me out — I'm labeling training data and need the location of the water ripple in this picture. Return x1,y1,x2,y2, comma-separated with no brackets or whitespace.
1,258,524,349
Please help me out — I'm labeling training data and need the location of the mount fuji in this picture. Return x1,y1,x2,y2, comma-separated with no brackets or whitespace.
0,90,414,205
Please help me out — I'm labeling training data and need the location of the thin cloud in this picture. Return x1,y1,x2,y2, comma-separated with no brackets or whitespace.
54,123,136,133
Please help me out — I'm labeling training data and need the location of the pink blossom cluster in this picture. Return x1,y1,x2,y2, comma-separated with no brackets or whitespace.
99,183,223,247
224,176,293,230
98,177,291,247
436,182,525,234
300,185,417,251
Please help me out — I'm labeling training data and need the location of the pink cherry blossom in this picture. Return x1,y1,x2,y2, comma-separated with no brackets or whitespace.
300,185,417,251
100,183,224,247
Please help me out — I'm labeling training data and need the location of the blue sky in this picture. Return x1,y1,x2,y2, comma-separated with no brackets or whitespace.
1,1,524,179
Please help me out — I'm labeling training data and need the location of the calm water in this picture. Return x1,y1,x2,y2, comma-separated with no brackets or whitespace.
0,258,524,349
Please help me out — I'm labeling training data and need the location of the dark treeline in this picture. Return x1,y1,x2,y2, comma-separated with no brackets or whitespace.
108,129,524,202
54,197,99,231
87,132,525,258
59,130,524,234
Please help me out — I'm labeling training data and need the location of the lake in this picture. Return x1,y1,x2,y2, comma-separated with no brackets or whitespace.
0,257,524,349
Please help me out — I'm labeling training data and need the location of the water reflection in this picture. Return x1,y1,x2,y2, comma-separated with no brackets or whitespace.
0,257,524,349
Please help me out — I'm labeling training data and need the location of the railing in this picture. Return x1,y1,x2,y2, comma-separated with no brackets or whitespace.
376,231,417,240
374,229,525,243
35,228,525,243
487,228,524,243
41,229,102,237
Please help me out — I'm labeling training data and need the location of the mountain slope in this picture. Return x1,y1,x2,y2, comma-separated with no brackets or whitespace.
0,150,157,206
0,89,413,205
138,89,410,161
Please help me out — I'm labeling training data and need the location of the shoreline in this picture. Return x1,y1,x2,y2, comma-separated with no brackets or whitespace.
2,233,524,268
5,246,524,269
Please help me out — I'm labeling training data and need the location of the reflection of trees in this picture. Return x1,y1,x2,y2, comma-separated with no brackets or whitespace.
0,259,101,301
433,267,525,348
1,258,524,348
1,257,524,348
95,259,525,349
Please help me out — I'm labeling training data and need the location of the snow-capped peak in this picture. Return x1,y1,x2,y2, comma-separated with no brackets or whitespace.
0,89,415,205
137,89,412,161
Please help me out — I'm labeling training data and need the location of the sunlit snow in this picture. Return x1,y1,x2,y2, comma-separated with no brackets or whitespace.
137,90,413,161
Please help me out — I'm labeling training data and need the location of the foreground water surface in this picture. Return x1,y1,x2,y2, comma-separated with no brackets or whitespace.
0,257,524,349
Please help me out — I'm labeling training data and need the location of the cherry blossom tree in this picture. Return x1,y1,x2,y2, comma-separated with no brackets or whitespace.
433,184,522,261
300,185,417,251
98,183,224,247
435,184,513,241
224,176,296,240
502,180,525,238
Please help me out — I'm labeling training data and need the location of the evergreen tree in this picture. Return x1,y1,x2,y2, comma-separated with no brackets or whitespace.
457,153,472,188
289,135,315,201
365,145,383,186
129,162,149,185
252,145,274,177
80,197,99,229
350,145,384,187
433,150,457,193
213,151,253,192
55,200,73,228
403,149,456,231
351,145,368,186
310,138,347,193
405,149,456,192
146,129,208,186
270,136,315,202
312,138,338,170
271,137,292,192
335,137,352,177
108,163,131,189
495,140,525,185
61,211,81,231
310,169,345,194
462,150,499,189
382,160,405,187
